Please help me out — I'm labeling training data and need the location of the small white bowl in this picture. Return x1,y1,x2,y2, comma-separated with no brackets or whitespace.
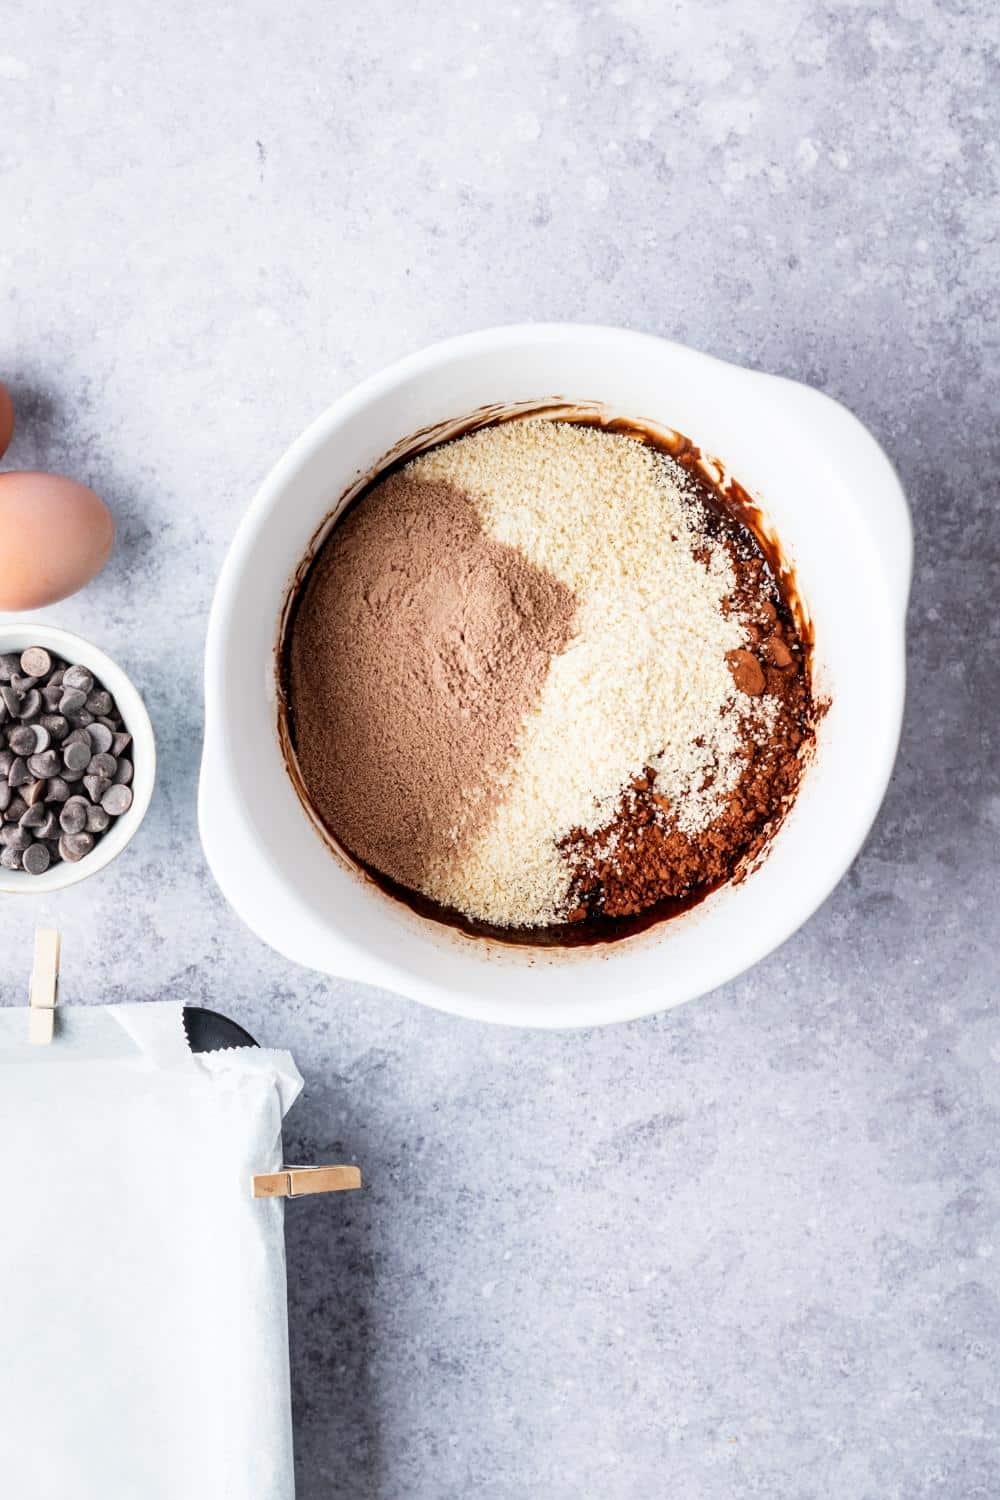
201,325,911,1028
0,624,155,893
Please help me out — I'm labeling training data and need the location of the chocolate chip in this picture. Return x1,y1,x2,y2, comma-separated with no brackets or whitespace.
20,647,52,678
5,825,31,851
42,685,63,711
1,685,21,716
36,811,59,840
59,798,89,835
8,757,30,788
5,794,27,822
19,802,48,829
85,803,110,834
24,779,48,807
114,757,133,786
0,750,10,777
59,688,87,717
62,740,91,773
40,714,68,742
22,842,50,875
28,750,60,779
88,751,117,779
0,783,10,814
29,723,50,752
17,688,42,720
59,831,94,862
86,722,113,754
7,726,36,756
63,665,94,694
112,731,132,756
86,690,113,716
45,777,71,802
101,784,133,816
0,846,22,870
83,774,111,804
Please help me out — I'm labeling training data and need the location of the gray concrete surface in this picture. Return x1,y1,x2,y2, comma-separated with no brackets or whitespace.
2,2,998,1495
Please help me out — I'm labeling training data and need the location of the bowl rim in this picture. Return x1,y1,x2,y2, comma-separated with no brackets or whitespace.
0,623,156,893
201,322,913,1027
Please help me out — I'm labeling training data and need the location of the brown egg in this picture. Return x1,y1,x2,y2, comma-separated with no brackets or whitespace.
0,382,13,460
0,472,115,610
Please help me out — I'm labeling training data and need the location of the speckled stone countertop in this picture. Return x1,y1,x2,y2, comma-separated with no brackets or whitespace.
2,3,998,1496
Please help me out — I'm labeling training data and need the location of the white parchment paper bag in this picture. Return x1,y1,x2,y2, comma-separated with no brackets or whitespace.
0,1002,303,1500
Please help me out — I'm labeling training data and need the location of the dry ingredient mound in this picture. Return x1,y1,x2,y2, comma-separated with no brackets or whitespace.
283,419,810,932
285,474,575,893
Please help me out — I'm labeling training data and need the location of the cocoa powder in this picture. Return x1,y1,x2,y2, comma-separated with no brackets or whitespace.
284,471,576,891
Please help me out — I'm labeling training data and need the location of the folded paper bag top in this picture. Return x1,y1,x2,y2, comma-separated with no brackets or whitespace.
0,1001,316,1500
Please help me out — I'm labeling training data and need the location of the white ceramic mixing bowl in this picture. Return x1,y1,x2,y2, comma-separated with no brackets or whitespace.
200,325,911,1028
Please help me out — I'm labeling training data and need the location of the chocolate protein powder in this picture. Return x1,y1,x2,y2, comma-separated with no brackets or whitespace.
285,471,576,893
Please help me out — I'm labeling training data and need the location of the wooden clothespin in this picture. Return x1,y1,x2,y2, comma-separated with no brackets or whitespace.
251,1164,362,1199
28,928,60,1045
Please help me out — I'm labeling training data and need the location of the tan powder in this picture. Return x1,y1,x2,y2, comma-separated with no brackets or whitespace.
285,472,576,892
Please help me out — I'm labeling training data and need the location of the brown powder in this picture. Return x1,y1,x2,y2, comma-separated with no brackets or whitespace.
284,472,576,890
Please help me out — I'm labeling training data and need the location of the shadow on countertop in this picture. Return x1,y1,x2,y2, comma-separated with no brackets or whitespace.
846,388,1000,893
283,1116,380,1500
